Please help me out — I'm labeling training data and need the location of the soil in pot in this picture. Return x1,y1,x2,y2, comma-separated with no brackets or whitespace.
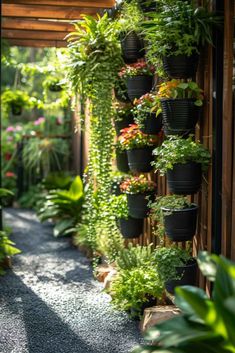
162,53,199,79
118,217,144,238
160,98,201,136
127,192,153,219
121,31,145,63
114,115,134,136
165,259,198,294
127,147,154,173
11,104,22,115
139,113,163,135
167,162,202,195
126,75,153,102
116,150,129,173
162,204,198,242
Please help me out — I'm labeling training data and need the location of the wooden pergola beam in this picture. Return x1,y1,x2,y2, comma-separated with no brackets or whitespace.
2,0,115,8
2,4,101,19
2,18,75,32
2,29,69,41
7,39,67,47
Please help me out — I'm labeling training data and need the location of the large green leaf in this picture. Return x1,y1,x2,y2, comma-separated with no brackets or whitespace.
53,219,76,237
197,251,217,281
0,188,14,198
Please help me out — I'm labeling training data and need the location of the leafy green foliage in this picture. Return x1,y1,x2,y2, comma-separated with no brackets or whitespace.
152,136,211,175
117,0,144,34
133,253,235,353
116,243,154,270
110,194,129,219
18,184,44,209
43,172,73,191
0,230,21,275
112,103,133,123
1,89,37,114
132,93,161,129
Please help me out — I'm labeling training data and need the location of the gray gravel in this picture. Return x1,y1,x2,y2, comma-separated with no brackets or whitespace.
0,209,142,353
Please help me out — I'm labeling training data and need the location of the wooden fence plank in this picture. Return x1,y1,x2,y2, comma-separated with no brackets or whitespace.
2,18,74,32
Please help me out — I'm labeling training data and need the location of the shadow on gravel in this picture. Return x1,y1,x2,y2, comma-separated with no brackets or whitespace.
1,272,97,353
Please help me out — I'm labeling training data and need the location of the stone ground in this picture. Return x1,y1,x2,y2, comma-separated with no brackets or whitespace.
0,209,142,353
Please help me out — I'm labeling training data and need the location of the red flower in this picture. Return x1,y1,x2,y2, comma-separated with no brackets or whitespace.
5,153,12,161
5,172,16,178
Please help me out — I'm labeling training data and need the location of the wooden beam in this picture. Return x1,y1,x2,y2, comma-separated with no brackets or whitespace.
2,18,75,32
2,0,115,8
7,39,67,47
2,4,100,19
2,29,68,41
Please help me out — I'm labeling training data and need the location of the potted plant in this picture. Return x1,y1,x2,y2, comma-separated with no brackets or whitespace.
1,89,35,115
119,62,155,101
153,136,211,195
153,246,197,294
115,141,129,173
150,195,198,242
110,172,129,196
120,174,156,218
114,76,131,103
118,124,159,172
117,1,145,63
132,93,162,134
43,76,64,92
111,194,144,238
112,103,134,136
158,80,203,136
143,1,220,78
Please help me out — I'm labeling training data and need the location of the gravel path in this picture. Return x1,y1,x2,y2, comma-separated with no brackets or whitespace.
0,209,141,353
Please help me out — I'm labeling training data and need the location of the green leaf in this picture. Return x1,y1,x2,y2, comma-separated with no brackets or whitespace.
53,218,75,237
197,251,217,281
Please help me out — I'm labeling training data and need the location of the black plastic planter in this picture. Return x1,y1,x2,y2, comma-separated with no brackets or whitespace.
167,162,202,195
162,204,198,242
126,75,153,102
165,259,198,294
160,99,201,136
114,115,134,136
118,217,144,238
139,113,163,135
127,147,154,173
116,150,129,173
127,192,153,219
121,31,145,63
11,104,22,115
162,53,199,79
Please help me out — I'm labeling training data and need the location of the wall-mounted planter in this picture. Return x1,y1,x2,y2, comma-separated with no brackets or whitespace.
167,162,202,195
162,204,198,242
127,147,154,173
165,259,198,294
118,217,144,238
116,150,129,173
121,31,145,63
160,99,201,136
162,53,199,79
127,192,153,219
114,115,134,136
126,75,153,101
139,113,163,135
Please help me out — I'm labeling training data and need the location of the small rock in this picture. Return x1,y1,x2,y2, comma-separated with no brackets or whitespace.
103,269,117,290
140,305,180,332
95,264,114,283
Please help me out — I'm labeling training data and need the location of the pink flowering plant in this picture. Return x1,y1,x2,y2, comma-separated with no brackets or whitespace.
118,124,160,150
119,62,155,79
120,175,156,194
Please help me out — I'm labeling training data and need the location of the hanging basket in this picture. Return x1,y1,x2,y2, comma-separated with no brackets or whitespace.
139,113,163,135
49,83,63,92
162,53,199,79
162,204,198,242
116,150,129,173
127,192,153,219
167,162,202,195
165,259,198,294
160,98,201,136
118,217,144,238
114,115,134,136
121,31,145,64
127,147,154,173
11,104,22,116
126,75,153,102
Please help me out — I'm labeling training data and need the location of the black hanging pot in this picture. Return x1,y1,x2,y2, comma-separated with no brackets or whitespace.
160,98,201,136
126,75,153,102
49,83,63,92
139,113,163,135
121,31,145,63
127,192,153,219
162,204,198,242
165,259,198,294
162,53,199,79
116,150,129,173
167,162,202,195
114,115,134,136
11,104,22,115
127,147,154,173
118,217,144,238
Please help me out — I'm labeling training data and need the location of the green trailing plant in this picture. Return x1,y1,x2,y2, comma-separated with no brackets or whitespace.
152,136,211,175
149,194,193,238
117,0,144,34
66,14,124,260
110,171,129,195
116,243,154,270
0,228,21,275
42,76,64,92
133,252,235,353
118,124,159,150
120,174,156,194
158,80,204,106
110,194,129,219
1,89,37,114
132,93,162,129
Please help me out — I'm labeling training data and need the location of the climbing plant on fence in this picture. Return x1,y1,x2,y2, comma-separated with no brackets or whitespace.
66,14,124,262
